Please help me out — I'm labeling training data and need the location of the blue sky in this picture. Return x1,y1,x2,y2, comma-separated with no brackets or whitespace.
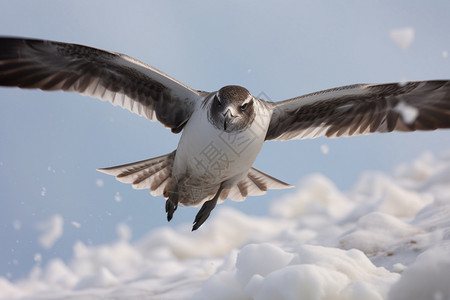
1,0,450,279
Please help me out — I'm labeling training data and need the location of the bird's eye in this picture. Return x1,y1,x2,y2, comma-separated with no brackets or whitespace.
240,103,248,111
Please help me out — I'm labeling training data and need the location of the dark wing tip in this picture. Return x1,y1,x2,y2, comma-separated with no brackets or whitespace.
0,36,200,131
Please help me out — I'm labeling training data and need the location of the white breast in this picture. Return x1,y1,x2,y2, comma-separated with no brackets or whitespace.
173,98,271,185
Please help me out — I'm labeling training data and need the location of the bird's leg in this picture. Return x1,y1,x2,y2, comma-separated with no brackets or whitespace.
165,182,179,222
192,184,224,231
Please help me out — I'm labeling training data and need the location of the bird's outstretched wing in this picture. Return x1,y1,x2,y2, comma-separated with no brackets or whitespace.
0,37,202,132
265,80,450,141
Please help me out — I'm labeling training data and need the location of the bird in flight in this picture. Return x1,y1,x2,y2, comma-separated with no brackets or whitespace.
1,37,449,230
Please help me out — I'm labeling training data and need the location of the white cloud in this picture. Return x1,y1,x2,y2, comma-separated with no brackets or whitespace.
2,151,450,299
36,215,64,250
390,27,415,50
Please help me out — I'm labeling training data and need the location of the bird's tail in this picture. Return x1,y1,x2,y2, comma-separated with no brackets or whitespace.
223,167,294,203
97,151,176,197
97,150,293,203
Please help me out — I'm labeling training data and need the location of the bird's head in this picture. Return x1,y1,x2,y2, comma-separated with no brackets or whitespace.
208,85,256,132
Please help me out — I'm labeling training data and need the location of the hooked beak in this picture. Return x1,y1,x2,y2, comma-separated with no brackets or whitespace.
223,108,235,130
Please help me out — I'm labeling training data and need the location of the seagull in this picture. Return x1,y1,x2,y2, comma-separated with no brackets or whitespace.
1,37,450,230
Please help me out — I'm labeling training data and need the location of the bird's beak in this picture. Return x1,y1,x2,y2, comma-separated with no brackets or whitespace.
223,108,235,131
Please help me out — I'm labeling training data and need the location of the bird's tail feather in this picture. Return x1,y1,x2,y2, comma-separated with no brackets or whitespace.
98,151,293,203
224,167,293,202
97,151,176,197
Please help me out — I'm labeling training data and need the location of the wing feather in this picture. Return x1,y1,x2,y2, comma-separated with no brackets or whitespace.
266,80,450,141
0,37,202,131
